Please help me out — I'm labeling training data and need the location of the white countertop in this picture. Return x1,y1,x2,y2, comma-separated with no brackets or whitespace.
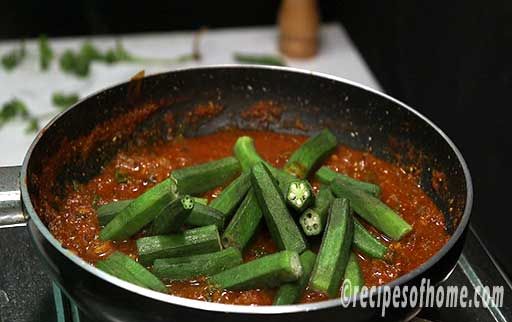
0,23,380,166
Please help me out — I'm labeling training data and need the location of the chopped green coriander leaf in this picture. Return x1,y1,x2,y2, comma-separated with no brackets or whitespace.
25,117,40,133
0,99,29,127
104,41,132,64
1,42,26,71
79,41,104,61
52,92,79,110
59,49,91,77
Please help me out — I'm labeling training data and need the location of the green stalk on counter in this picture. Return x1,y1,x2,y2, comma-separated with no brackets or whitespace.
233,53,286,67
39,34,53,71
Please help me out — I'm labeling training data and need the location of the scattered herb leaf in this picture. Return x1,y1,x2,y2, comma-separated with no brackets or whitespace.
39,34,54,71
72,180,81,192
59,50,76,72
1,42,26,71
59,49,90,77
233,53,286,66
0,99,45,133
25,117,40,133
104,41,132,64
57,33,204,78
52,92,79,110
79,41,104,61
0,99,29,127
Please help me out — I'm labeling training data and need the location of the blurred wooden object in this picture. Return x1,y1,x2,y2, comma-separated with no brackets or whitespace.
278,0,320,58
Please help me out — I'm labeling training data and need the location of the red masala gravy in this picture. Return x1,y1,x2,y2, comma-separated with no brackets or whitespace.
45,129,449,305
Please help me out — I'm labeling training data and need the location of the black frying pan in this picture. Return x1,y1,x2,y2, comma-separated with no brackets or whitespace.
0,66,472,322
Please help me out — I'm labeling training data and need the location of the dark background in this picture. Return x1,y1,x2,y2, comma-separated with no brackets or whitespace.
2,0,511,276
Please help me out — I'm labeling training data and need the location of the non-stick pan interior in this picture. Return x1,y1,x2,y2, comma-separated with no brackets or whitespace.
26,66,468,239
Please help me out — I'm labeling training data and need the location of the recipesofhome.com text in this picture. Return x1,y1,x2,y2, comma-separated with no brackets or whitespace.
339,278,504,316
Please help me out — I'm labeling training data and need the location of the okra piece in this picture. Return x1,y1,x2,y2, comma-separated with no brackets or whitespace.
310,198,354,297
209,250,302,290
147,195,194,235
253,167,309,212
251,163,307,253
97,199,133,226
152,248,243,281
97,198,223,229
170,157,240,195
233,136,268,172
299,185,334,236
273,250,316,305
233,136,314,211
99,178,177,241
284,129,337,179
96,251,167,293
264,166,314,212
283,178,314,212
330,179,412,241
221,189,263,250
316,166,381,197
233,136,278,181
137,225,222,265
342,253,364,297
209,172,251,218
192,197,208,205
354,219,388,259
186,203,225,229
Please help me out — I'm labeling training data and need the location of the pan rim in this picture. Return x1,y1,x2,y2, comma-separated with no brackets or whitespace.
19,64,473,314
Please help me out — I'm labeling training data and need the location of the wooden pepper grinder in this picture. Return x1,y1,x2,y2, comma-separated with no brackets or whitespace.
278,0,320,58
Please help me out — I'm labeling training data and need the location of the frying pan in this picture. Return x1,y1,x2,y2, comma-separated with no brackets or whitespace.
0,66,472,322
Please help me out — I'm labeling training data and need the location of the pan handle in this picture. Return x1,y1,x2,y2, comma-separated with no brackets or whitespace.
0,166,27,228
